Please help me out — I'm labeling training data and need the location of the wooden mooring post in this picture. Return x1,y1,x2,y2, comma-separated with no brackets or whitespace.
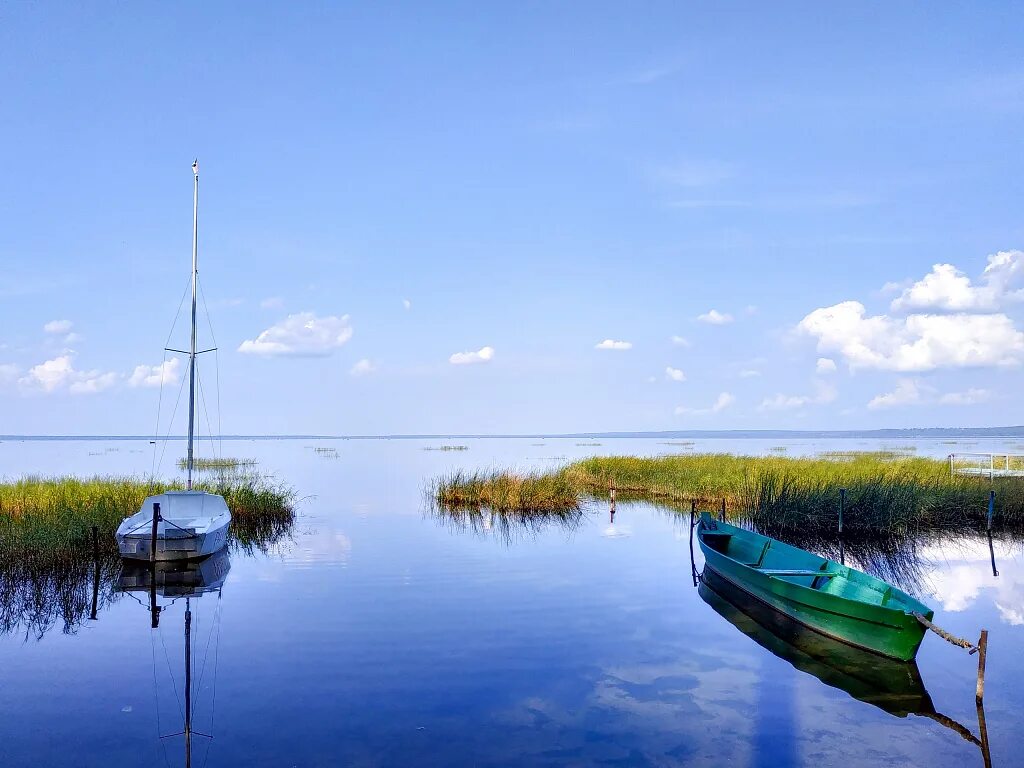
986,490,995,532
609,482,616,521
150,502,160,563
976,630,989,704
838,488,846,535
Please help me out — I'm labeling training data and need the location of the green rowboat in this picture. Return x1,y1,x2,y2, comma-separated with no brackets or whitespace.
696,512,933,661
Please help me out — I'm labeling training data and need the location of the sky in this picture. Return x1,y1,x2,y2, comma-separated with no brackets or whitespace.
2,3,1024,435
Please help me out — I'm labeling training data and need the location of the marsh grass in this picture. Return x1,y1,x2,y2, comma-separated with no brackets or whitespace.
0,475,296,563
424,445,469,452
176,456,255,470
431,453,1024,536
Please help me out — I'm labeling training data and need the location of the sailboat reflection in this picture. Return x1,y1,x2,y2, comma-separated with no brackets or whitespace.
117,550,230,767
699,567,994,765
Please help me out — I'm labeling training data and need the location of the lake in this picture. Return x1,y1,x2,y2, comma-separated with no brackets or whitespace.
1,436,1021,767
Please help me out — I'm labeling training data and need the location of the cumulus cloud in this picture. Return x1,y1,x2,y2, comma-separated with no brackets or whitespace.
595,339,632,350
670,335,691,347
128,358,181,388
675,392,735,416
798,301,1024,371
665,367,686,382
867,379,922,410
238,312,353,357
697,309,733,325
43,319,73,334
19,355,118,394
891,250,1024,313
815,357,837,374
350,358,376,376
449,346,494,365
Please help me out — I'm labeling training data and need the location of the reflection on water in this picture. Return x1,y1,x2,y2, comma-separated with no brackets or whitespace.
1,513,290,640
699,567,935,717
429,504,588,545
116,552,230,768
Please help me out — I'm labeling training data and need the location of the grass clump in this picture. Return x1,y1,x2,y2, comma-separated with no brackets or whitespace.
176,457,255,470
431,470,579,513
424,445,469,451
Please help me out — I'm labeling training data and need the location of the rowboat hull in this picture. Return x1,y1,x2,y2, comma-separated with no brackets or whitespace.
697,515,930,661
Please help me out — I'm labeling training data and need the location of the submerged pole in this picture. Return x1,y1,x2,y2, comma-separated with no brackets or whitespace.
976,629,988,704
89,526,100,621
186,160,199,490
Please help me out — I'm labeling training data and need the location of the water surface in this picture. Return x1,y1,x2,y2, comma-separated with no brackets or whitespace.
0,437,1020,766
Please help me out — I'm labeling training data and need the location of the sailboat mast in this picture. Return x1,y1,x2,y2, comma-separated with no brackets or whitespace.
187,160,199,490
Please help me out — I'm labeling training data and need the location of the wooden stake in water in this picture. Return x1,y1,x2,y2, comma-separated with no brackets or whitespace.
150,502,160,564
976,629,989,704
986,490,995,532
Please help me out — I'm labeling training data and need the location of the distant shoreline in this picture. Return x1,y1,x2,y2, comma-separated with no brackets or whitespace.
3,427,1024,442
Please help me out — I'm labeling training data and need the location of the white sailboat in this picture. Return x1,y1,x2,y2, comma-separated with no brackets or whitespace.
116,160,232,562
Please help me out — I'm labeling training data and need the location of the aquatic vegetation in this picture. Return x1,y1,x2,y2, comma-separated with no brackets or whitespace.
0,475,296,562
430,503,587,545
423,445,469,451
431,470,579,513
175,456,255,470
575,442,602,447
432,453,1024,536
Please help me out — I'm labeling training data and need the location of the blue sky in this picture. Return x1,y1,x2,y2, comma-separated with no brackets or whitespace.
2,3,1023,435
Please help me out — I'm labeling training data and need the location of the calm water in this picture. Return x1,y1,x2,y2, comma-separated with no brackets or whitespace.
1,437,1022,767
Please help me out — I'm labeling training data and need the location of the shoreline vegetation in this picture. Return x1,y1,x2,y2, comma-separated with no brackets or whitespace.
1,474,296,562
432,453,1024,537
0,474,295,639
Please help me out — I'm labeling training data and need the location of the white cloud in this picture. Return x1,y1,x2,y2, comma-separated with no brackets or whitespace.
697,309,733,325
759,380,837,411
403,299,412,310
449,346,494,365
43,319,73,334
670,335,691,347
891,251,1024,313
595,339,632,350
128,358,181,388
867,379,922,410
675,392,735,416
665,367,686,382
260,297,284,310
798,300,1024,371
238,312,353,357
939,388,992,405
350,358,376,377
19,355,118,395
815,357,837,374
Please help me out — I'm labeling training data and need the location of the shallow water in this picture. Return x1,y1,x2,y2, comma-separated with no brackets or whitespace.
0,437,1021,767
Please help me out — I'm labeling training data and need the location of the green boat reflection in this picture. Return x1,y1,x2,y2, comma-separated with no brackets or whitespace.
699,567,935,716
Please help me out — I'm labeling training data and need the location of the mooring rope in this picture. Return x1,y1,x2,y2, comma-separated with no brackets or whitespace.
912,612,979,653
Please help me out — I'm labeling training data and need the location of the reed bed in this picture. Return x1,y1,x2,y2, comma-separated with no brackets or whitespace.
424,445,469,452
175,456,256,470
0,474,296,562
432,453,1024,536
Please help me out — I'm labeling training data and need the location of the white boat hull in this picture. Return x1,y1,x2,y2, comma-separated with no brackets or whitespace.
116,491,231,562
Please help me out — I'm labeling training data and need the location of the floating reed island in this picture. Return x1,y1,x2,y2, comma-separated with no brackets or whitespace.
175,456,256,470
432,453,1024,537
0,474,296,564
